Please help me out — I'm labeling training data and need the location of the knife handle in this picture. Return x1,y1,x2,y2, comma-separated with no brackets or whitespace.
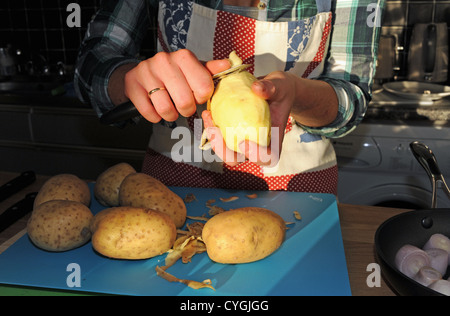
0,192,37,234
0,171,36,203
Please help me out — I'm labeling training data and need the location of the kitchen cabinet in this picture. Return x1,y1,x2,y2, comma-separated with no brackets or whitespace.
0,101,152,179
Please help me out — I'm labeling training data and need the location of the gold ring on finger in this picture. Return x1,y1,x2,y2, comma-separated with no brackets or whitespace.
148,87,167,96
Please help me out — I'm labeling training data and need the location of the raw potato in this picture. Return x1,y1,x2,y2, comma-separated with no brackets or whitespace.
33,174,91,209
119,173,187,228
207,51,271,153
27,200,93,252
202,207,286,264
91,206,177,260
94,162,136,206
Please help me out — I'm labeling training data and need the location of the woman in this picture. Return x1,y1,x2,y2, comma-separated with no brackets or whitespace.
75,0,384,194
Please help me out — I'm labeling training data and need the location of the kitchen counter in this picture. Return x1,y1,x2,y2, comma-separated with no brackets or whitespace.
0,171,408,296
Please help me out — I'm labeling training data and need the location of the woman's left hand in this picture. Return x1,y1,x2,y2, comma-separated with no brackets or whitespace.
202,71,296,167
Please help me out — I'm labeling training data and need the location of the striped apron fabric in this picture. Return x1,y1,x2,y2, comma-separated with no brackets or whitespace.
142,0,338,194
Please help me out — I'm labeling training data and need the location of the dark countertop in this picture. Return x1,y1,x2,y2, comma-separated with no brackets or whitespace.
0,77,90,108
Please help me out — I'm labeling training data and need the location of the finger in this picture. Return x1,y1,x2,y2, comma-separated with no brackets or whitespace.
252,76,288,162
125,76,162,123
126,61,180,122
178,58,230,105
201,109,215,128
239,140,280,167
148,86,180,122
201,110,245,166
252,79,276,100
207,127,245,166
205,59,231,76
172,50,216,107
146,52,196,119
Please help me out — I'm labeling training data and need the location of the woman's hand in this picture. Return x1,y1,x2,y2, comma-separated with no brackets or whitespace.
122,49,230,123
202,71,296,167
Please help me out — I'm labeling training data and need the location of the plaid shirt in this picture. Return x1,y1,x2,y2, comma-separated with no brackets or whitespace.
74,0,385,138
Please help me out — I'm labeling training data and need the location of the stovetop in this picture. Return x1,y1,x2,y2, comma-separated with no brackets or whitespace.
367,88,450,122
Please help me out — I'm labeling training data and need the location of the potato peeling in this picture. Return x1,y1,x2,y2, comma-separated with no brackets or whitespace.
155,266,215,291
293,211,302,221
186,222,205,237
207,205,227,216
219,196,239,202
156,230,213,290
183,193,197,203
186,215,210,222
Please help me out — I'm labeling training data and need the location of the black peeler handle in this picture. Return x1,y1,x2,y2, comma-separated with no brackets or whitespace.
99,101,140,125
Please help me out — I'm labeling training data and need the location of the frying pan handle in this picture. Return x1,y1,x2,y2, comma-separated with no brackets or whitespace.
410,141,450,208
410,141,442,177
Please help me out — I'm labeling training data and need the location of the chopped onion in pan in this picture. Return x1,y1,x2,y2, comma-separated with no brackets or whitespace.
395,244,431,278
425,248,449,276
413,266,442,287
423,234,450,260
429,279,450,296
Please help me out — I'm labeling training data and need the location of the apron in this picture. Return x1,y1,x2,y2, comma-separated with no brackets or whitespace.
142,0,338,194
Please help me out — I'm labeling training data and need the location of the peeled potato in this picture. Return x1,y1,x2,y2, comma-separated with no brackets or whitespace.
119,173,187,228
91,206,177,260
207,51,271,153
202,207,286,264
34,174,91,209
27,200,93,252
94,162,136,206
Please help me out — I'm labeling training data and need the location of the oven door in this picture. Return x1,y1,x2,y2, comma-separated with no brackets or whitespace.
337,171,450,209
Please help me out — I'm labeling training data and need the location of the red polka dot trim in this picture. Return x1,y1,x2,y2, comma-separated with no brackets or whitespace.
141,148,338,195
213,10,256,73
285,116,294,134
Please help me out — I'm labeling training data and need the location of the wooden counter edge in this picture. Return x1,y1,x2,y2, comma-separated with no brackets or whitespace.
0,229,27,254
338,203,410,296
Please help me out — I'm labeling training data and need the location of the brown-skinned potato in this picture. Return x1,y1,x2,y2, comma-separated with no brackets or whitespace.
119,173,187,228
90,206,177,260
27,200,93,252
202,207,286,264
94,162,136,207
33,174,90,209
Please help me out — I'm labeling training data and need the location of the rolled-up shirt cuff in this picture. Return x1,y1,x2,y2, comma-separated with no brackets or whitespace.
299,77,368,138
89,57,141,117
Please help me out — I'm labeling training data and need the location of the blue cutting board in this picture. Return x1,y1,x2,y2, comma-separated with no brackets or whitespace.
0,185,351,296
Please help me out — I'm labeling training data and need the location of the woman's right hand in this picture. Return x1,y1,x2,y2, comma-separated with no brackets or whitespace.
123,49,230,123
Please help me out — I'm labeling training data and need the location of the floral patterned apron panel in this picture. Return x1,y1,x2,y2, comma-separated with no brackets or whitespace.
157,0,332,78
144,0,337,193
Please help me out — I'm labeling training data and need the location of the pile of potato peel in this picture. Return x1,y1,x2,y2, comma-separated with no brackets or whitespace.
157,234,214,291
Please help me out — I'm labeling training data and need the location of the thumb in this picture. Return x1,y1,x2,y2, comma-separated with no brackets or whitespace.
252,79,277,100
205,59,231,76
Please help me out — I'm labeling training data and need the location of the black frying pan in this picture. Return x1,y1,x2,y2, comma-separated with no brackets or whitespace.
375,141,450,296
